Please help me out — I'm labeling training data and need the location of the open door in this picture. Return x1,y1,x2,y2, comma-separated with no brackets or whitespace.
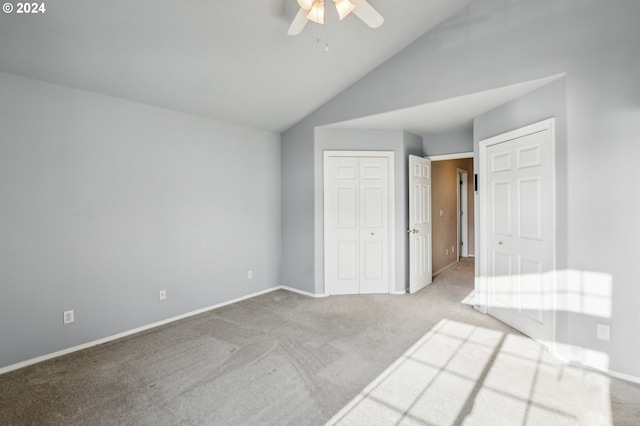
480,119,555,345
408,155,432,294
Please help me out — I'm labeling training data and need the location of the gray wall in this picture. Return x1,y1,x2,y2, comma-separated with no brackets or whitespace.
281,119,316,293
312,128,423,294
423,128,473,156
0,72,281,369
281,0,640,378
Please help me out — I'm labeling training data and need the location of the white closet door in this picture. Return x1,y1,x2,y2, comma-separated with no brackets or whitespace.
325,154,391,295
327,157,360,295
359,157,389,294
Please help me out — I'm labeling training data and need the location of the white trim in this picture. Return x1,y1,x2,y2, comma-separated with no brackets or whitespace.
427,152,473,161
390,290,407,295
608,369,640,385
280,285,328,298
551,350,640,385
433,260,459,277
478,118,556,343
0,285,299,376
478,121,552,147
323,151,396,296
4,283,640,386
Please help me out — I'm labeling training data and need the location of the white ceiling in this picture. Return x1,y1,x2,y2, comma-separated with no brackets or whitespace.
323,74,565,136
0,0,472,133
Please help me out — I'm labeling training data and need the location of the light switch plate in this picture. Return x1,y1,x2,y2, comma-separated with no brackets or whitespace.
597,324,610,341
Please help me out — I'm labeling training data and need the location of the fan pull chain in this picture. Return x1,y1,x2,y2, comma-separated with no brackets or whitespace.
322,0,329,52
324,0,329,51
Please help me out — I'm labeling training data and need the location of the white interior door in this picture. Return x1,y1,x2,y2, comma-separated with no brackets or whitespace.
327,156,360,295
359,158,390,294
325,153,392,295
483,121,554,345
408,155,432,294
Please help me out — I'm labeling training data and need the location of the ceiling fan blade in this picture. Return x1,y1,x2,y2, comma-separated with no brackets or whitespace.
351,0,384,28
288,8,309,36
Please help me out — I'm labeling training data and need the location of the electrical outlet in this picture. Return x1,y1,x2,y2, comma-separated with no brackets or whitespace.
159,289,167,301
248,270,253,279
446,249,449,256
597,324,610,341
63,310,74,324
452,246,455,253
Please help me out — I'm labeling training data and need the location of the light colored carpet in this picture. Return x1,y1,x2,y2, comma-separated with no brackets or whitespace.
1,259,639,425
327,318,621,425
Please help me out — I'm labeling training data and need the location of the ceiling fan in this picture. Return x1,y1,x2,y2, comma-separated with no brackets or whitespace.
288,0,384,36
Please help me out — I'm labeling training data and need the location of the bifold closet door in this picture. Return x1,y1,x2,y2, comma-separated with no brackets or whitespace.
325,156,390,295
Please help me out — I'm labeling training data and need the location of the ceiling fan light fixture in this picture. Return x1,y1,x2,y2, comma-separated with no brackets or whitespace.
297,0,313,10
288,0,383,36
307,0,325,24
334,0,355,20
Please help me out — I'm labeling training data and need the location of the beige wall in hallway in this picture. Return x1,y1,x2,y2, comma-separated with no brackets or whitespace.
431,158,474,274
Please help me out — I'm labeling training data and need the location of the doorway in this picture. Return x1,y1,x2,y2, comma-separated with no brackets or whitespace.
428,153,474,276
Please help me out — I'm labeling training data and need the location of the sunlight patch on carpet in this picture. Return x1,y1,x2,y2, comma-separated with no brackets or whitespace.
326,319,613,425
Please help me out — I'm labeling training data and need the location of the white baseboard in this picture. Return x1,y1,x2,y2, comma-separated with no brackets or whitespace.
572,362,640,385
551,347,640,385
0,285,284,376
608,368,640,385
283,286,405,297
0,284,335,375
4,284,640,388
279,285,328,298
433,260,459,277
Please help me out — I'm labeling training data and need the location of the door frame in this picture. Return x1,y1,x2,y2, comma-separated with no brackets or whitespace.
477,118,556,340
323,151,396,296
427,152,474,162
457,168,469,259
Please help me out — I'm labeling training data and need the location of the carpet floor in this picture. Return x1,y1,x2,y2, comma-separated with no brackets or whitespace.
1,259,639,425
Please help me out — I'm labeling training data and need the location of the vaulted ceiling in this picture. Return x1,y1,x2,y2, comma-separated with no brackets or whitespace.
0,0,472,133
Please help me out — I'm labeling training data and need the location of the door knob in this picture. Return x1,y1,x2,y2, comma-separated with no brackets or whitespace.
499,241,503,246
413,229,419,234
